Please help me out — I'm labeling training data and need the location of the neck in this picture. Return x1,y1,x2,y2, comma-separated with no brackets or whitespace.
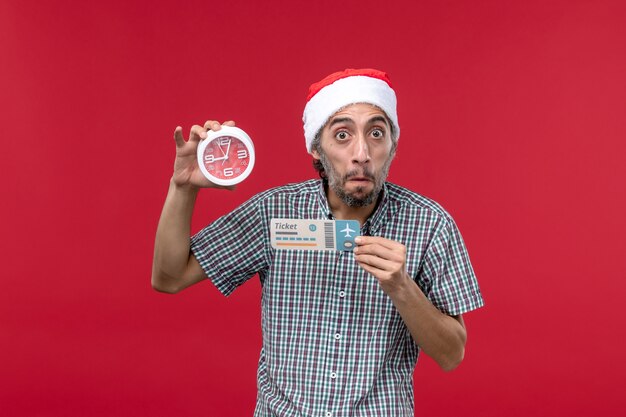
325,182,382,226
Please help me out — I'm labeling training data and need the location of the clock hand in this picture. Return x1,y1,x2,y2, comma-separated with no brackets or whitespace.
222,139,231,165
217,143,226,157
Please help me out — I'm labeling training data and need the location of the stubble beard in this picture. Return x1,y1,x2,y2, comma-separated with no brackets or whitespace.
318,149,393,208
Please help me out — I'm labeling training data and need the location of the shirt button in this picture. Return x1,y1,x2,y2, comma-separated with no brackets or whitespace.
339,290,346,298
325,412,332,417
334,333,341,340
330,372,337,379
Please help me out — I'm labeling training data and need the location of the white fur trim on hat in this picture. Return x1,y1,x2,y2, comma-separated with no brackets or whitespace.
302,74,399,152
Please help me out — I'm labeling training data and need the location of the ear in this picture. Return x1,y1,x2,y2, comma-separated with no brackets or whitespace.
310,147,321,160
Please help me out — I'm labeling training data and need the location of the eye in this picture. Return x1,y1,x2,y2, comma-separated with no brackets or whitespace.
335,131,349,141
371,128,385,139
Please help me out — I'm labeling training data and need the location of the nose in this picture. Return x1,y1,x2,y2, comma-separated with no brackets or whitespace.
351,134,370,165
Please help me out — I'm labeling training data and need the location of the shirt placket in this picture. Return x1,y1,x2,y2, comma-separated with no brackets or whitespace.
320,250,356,417
313,181,391,417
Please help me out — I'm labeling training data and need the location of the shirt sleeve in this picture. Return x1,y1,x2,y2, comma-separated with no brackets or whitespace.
190,195,269,297
419,216,484,315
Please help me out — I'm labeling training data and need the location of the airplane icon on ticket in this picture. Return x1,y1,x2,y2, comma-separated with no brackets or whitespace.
340,224,356,238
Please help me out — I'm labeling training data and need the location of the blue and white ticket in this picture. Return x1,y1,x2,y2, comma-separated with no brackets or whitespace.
270,219,361,251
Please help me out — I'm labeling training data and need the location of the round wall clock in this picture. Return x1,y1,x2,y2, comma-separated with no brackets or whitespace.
197,126,255,186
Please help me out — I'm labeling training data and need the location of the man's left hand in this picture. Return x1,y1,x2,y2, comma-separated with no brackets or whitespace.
353,236,411,294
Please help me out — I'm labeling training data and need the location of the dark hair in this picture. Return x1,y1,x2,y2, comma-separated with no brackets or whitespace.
311,131,327,178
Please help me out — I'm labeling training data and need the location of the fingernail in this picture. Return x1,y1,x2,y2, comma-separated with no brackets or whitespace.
355,237,362,244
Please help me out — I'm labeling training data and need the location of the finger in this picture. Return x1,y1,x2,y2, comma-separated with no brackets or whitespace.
357,236,403,251
354,243,404,263
357,260,384,278
354,253,397,272
355,236,401,251
203,120,222,131
173,126,185,148
189,125,207,142
223,120,236,127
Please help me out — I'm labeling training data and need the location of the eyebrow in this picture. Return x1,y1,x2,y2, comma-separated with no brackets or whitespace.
328,115,390,129
328,117,354,128
368,115,390,127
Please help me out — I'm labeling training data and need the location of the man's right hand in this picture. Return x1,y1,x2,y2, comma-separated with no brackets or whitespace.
152,120,237,294
172,120,237,189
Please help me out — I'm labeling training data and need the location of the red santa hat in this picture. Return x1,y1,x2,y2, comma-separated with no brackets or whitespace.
302,68,400,152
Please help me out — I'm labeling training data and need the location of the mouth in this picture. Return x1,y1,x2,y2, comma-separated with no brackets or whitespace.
349,176,370,181
346,175,373,183
344,176,374,192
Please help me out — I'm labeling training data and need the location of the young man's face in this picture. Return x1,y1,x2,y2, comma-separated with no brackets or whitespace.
312,103,395,207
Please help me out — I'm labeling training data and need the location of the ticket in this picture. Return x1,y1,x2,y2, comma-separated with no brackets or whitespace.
270,219,360,251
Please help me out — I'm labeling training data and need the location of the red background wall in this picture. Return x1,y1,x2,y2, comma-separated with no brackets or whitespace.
1,0,625,416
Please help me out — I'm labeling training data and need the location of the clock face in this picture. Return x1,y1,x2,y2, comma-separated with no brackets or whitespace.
198,131,255,185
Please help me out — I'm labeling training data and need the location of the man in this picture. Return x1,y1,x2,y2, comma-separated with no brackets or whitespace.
152,68,484,416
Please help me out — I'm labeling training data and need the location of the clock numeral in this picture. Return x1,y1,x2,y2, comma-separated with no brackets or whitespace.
205,154,215,163
223,168,234,177
219,138,231,146
237,150,248,159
